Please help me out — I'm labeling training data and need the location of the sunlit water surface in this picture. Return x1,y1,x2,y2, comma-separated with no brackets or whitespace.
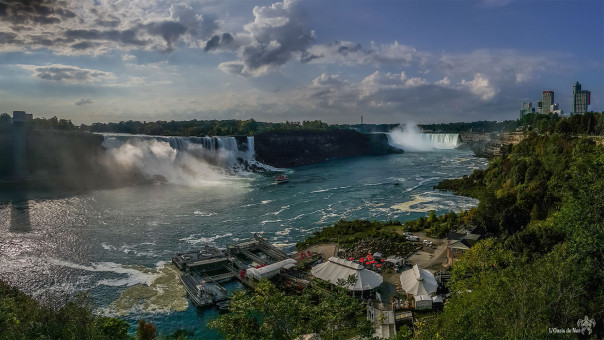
0,150,486,338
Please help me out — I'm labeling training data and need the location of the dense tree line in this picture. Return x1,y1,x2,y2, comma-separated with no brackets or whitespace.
296,219,404,250
518,111,604,135
403,210,472,239
4,112,603,137
419,120,518,133
82,119,331,136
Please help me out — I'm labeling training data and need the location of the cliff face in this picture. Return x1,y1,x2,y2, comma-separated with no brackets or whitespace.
254,130,402,168
0,129,148,190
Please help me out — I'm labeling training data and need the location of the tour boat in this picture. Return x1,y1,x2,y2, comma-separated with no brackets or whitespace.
274,175,289,184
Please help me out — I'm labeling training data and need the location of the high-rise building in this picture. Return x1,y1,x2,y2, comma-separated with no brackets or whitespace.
537,100,543,114
572,81,590,115
542,91,554,114
520,102,535,117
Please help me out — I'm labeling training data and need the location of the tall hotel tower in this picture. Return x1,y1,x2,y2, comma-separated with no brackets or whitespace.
542,91,554,114
572,81,590,115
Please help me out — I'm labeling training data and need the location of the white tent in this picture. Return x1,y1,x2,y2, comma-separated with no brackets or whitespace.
311,257,383,291
399,264,438,296
246,258,297,280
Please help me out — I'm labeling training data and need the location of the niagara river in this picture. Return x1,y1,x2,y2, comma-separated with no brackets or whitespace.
0,131,486,338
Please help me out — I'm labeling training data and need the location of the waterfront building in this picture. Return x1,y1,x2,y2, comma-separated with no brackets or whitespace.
542,91,554,114
572,81,591,115
520,102,535,118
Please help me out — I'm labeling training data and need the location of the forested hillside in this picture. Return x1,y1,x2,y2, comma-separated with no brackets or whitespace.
423,134,603,338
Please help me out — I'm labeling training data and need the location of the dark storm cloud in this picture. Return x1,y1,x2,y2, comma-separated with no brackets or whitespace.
71,41,96,50
75,98,93,106
0,31,17,43
204,33,235,52
204,35,220,52
217,0,314,76
95,18,121,28
0,0,76,25
64,28,148,46
0,0,220,55
146,21,188,52
304,40,426,66
337,42,362,55
22,64,114,83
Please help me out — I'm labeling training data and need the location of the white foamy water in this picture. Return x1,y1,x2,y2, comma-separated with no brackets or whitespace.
387,123,460,151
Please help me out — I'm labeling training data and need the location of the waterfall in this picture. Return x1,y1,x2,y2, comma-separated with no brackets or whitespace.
246,136,255,159
100,134,272,186
387,124,460,151
426,133,461,149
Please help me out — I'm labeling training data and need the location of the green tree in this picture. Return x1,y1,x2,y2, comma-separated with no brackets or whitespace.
95,317,130,340
208,280,368,340
137,319,157,340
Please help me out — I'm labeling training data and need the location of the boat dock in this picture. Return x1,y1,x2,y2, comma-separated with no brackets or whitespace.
173,234,291,308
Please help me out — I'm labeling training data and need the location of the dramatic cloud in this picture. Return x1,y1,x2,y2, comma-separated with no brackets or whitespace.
360,71,428,99
217,0,314,77
204,33,235,52
304,41,429,67
285,70,510,122
19,64,115,84
0,0,76,26
75,98,93,106
0,0,220,55
460,73,496,101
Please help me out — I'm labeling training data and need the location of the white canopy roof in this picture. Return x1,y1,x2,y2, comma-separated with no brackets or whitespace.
311,257,383,291
399,264,438,296
247,258,297,278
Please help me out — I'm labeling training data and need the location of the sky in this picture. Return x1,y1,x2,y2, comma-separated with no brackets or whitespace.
0,0,602,125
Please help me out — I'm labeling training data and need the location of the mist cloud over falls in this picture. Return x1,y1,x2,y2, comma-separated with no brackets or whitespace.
103,138,240,187
388,124,460,152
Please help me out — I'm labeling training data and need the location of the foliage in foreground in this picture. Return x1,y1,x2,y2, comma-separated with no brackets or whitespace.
0,280,130,340
420,135,604,338
208,280,372,340
0,280,188,339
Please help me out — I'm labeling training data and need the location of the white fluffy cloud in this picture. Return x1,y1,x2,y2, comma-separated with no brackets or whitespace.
460,73,496,101
360,71,428,99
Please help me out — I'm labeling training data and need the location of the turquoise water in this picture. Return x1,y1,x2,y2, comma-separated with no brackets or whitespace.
0,150,485,338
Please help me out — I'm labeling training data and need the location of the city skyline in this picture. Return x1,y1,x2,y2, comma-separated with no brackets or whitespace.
0,0,602,124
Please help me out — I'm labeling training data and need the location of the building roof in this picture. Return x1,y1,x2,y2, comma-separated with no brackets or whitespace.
311,257,383,291
414,294,432,302
447,232,467,241
399,264,438,296
247,258,297,277
449,240,470,250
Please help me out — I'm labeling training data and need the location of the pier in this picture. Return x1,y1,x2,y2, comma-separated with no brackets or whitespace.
173,234,292,308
